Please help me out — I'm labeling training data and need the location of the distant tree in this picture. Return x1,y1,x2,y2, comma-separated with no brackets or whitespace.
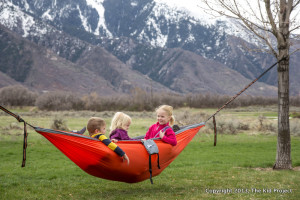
35,91,84,111
201,0,300,169
0,85,37,106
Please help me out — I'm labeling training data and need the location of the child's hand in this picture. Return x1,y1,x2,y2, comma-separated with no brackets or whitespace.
111,139,118,143
123,154,130,165
141,139,146,142
159,130,165,139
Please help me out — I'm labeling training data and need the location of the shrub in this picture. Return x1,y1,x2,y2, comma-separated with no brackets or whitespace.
175,110,209,126
290,121,300,136
50,117,69,131
257,115,277,133
82,92,103,111
203,116,252,135
291,112,300,118
0,85,37,106
237,122,250,130
36,91,84,111
80,88,185,112
290,96,300,107
184,94,300,108
15,88,299,112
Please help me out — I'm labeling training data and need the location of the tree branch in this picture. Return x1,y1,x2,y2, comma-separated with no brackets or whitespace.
290,48,300,56
201,0,281,57
292,0,300,10
290,24,300,33
265,0,278,35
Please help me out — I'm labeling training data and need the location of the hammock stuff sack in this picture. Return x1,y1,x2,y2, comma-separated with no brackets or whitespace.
34,123,205,183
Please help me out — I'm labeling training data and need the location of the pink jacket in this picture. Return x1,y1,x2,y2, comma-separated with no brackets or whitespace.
144,122,177,146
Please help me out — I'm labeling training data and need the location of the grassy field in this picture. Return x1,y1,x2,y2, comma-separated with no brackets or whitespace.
0,106,300,200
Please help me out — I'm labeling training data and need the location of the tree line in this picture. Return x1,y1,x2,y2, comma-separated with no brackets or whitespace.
1,85,300,111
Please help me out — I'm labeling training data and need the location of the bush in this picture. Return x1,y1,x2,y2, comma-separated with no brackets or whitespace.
2,85,296,112
290,121,300,136
290,97,300,107
82,92,103,111
237,122,250,130
204,116,252,135
36,91,84,111
291,112,300,118
80,88,185,112
175,110,209,126
257,115,277,133
0,85,37,106
50,117,69,131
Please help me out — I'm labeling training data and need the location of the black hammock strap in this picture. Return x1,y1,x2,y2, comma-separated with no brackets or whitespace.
0,105,34,167
205,57,286,146
148,154,161,184
0,105,24,123
206,57,285,122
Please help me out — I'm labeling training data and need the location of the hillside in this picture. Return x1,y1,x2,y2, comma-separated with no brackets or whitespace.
0,25,173,95
0,0,299,96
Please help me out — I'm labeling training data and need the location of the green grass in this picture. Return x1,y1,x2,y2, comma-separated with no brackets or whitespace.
1,108,300,199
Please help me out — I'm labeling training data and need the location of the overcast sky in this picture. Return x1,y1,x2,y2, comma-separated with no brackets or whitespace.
155,0,300,34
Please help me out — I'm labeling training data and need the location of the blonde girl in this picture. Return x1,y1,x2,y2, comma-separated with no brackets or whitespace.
109,112,135,141
144,105,177,146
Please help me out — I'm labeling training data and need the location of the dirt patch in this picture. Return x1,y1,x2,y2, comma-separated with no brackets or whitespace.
234,166,300,171
252,167,273,171
292,166,300,171
253,167,300,171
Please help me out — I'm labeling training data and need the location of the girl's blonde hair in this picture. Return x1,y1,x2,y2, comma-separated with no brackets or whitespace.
110,112,132,132
155,105,175,126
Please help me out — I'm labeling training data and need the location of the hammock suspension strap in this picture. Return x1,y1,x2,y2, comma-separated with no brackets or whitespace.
205,57,285,146
206,58,285,122
0,105,34,167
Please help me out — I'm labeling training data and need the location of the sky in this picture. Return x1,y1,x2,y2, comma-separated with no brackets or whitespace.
154,0,300,34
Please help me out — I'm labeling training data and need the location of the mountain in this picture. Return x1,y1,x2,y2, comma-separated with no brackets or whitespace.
0,71,19,88
0,24,171,95
0,0,298,96
0,24,115,94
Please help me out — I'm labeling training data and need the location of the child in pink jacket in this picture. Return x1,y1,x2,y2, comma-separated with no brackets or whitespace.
144,105,177,146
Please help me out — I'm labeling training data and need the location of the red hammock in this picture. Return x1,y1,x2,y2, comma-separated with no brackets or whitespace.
35,123,205,183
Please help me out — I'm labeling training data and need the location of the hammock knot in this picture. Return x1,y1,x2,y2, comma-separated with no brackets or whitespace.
16,115,25,123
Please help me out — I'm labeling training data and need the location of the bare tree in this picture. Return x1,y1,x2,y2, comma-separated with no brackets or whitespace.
201,0,300,169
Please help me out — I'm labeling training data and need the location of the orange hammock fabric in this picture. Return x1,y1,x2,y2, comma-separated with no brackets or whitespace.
34,123,205,183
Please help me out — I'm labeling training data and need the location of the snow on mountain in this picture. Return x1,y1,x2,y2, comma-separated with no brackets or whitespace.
2,0,298,47
154,0,217,25
85,0,113,37
153,0,266,47
154,0,299,46
0,0,261,47
0,1,44,37
0,1,51,38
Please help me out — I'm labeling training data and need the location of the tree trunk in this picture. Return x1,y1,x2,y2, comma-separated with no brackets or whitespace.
273,52,292,169
273,0,293,170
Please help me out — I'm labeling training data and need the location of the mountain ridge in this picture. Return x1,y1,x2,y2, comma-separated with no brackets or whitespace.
0,23,175,95
0,0,299,96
